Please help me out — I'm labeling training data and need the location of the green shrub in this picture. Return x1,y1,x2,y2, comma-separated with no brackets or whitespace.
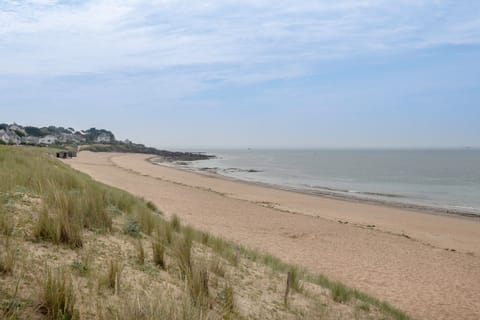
70,261,88,276
123,217,141,238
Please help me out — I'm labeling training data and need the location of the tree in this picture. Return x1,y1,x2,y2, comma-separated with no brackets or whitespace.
25,126,45,137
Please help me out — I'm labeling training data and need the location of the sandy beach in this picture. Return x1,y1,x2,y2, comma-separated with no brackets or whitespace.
67,152,480,320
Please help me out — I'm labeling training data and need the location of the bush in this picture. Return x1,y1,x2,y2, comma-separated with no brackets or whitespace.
70,261,88,276
123,217,141,238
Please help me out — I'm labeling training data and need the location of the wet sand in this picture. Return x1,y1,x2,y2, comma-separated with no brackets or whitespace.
67,152,480,320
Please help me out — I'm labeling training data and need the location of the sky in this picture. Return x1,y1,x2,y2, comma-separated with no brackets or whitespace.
1,0,479,149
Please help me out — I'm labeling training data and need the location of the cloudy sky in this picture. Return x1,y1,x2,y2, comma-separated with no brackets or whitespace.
1,0,479,148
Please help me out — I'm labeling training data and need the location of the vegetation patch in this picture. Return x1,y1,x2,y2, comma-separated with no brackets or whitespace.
0,146,411,320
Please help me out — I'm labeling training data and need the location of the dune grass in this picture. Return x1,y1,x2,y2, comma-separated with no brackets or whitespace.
39,268,78,320
0,146,411,320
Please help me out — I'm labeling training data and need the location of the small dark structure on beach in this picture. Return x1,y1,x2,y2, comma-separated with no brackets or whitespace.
56,151,77,159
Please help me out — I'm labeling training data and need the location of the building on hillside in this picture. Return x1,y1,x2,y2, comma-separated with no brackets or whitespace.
0,130,21,145
8,124,26,136
95,133,112,143
39,135,57,145
0,130,9,144
22,136,40,145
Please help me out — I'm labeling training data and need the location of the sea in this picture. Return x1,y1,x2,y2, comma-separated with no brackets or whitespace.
167,149,480,217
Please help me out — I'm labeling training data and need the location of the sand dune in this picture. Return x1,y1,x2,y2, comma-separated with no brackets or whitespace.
67,152,480,320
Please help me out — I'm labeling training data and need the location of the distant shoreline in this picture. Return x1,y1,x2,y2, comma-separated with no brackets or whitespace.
150,156,480,220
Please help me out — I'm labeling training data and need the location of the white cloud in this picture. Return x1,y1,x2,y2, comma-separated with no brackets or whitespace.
0,0,479,83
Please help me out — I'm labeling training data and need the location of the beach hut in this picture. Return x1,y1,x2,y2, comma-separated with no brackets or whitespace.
56,151,70,159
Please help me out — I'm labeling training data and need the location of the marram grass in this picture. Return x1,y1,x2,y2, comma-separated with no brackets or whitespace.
0,146,411,320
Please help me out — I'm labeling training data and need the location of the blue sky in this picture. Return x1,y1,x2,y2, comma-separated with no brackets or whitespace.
1,0,479,148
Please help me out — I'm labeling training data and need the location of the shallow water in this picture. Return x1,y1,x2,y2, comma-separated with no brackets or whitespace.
175,149,480,216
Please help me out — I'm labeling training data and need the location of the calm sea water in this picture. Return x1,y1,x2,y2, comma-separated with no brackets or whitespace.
177,149,480,216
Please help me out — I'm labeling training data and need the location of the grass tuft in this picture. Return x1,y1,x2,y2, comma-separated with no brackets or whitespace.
34,205,83,249
0,204,14,237
0,239,15,275
146,200,160,214
152,238,165,269
209,259,225,278
173,233,192,280
101,260,123,294
170,214,181,232
188,265,210,308
136,240,145,265
331,282,351,303
289,267,303,293
38,268,78,320
219,285,235,319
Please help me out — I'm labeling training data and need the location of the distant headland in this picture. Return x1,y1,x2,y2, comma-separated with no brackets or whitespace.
0,122,213,161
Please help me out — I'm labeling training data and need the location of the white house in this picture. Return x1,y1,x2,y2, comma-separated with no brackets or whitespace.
39,135,57,145
0,130,9,144
22,136,40,145
95,133,112,143
0,130,21,145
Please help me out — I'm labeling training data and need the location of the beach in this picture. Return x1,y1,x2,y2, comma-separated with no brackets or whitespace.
67,152,480,320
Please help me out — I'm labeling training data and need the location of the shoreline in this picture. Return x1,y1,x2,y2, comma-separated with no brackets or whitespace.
150,157,480,220
67,152,480,320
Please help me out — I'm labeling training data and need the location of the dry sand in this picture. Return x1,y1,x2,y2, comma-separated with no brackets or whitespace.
67,152,480,320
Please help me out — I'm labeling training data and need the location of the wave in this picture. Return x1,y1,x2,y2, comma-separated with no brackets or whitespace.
304,185,405,199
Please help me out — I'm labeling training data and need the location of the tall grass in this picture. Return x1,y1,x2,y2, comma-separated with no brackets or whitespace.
0,203,14,237
152,238,165,269
188,265,210,308
0,147,158,248
170,214,181,232
136,240,145,265
0,239,15,275
38,268,78,320
101,260,123,294
173,233,192,280
219,285,235,319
